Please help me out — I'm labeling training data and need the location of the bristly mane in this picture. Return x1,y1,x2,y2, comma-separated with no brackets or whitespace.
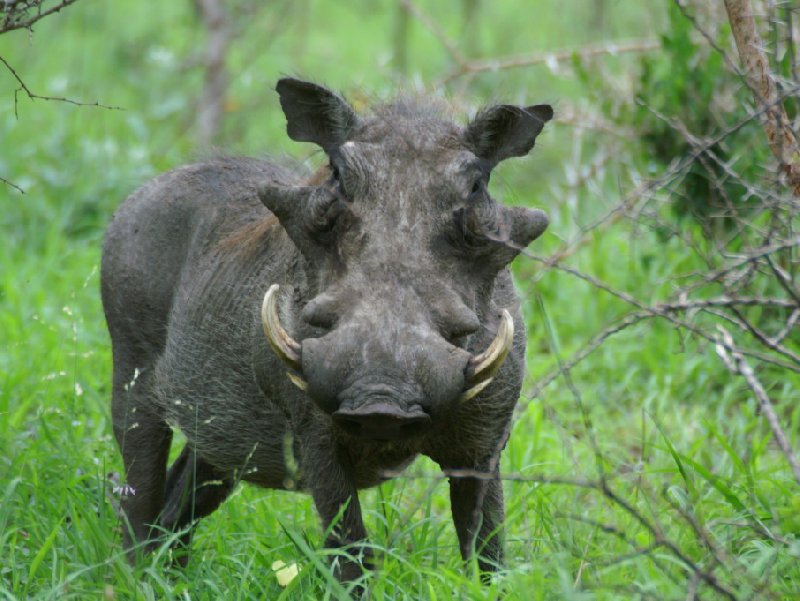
364,96,464,151
370,94,454,122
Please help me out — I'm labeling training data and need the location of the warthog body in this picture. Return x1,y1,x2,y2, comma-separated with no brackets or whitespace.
101,78,552,577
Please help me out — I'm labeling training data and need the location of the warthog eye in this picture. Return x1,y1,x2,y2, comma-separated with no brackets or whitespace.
328,158,350,202
469,173,489,197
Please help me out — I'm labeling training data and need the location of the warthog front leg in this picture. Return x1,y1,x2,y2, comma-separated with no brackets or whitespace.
305,444,371,582
447,467,505,577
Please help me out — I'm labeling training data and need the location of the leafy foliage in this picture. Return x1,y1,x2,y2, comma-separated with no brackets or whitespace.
580,3,771,232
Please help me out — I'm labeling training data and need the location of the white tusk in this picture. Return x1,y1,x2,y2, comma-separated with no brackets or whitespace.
286,371,308,391
465,309,514,387
261,284,302,371
458,378,493,403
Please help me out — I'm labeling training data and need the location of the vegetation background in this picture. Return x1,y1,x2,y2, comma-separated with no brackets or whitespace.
1,1,798,599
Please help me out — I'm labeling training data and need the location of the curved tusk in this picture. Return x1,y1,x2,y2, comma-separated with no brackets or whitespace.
465,309,514,388
458,378,493,403
286,371,308,391
261,284,302,371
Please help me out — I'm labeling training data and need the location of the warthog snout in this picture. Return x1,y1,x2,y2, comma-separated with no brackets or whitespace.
333,402,431,441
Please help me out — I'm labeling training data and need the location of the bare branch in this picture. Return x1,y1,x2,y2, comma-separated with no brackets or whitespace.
0,54,123,115
715,327,800,486
0,0,80,35
444,39,661,84
724,0,800,196
0,174,24,194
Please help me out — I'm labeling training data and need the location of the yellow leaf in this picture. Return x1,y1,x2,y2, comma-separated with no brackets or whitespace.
271,559,300,587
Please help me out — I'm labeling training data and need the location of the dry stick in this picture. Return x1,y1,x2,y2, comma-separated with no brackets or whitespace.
668,236,800,296
530,84,800,284
0,0,81,34
772,308,800,345
645,102,752,236
443,39,661,84
662,489,782,601
0,54,123,117
408,470,740,598
715,327,800,487
765,253,800,306
527,250,798,345
398,0,659,88
523,295,799,403
0,175,24,194
728,304,800,366
504,75,798,328
724,0,800,197
523,236,800,402
598,481,740,601
675,0,798,283
553,513,684,593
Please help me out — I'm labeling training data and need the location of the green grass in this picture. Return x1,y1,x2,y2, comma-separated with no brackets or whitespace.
2,1,800,599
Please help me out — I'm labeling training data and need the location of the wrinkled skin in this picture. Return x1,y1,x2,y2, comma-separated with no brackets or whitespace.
101,78,552,580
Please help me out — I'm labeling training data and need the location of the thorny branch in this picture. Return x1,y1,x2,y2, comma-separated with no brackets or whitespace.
0,0,80,34
1,0,122,192
0,54,122,118
442,39,662,85
715,327,800,486
397,0,661,89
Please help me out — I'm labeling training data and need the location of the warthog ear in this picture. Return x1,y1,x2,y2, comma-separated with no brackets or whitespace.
465,104,553,167
276,78,358,152
505,206,549,249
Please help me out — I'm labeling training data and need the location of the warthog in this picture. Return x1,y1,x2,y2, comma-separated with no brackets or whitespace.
101,78,552,579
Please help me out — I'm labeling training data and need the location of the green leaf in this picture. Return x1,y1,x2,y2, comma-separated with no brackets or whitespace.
653,418,696,499
28,517,63,583
678,454,746,513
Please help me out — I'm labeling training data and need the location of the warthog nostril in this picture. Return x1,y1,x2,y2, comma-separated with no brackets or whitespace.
332,403,431,441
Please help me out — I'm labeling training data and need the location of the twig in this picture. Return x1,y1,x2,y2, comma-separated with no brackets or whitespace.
728,305,800,366
0,175,24,194
662,487,782,601
0,54,123,116
598,480,739,601
771,308,800,345
765,254,800,306
523,293,799,401
443,39,661,84
527,84,800,282
0,0,81,34
715,327,800,486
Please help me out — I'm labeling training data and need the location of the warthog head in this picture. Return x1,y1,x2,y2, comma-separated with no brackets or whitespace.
259,78,552,442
